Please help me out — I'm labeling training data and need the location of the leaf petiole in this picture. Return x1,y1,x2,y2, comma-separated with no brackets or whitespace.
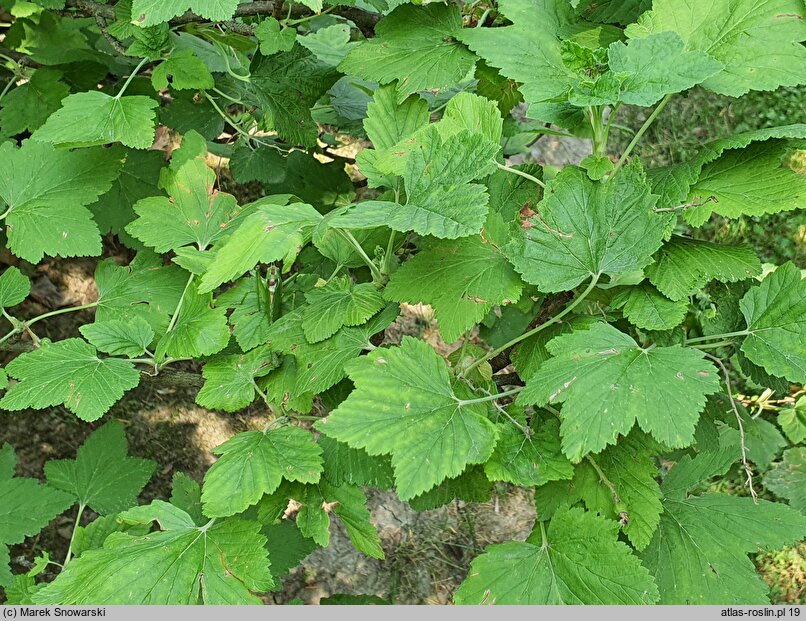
684,329,750,345
462,275,600,377
609,94,673,178
115,57,149,100
494,161,546,189
164,274,195,336
455,386,523,407
336,228,384,283
63,503,85,569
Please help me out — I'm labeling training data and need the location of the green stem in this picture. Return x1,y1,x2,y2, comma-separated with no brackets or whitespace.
211,86,244,104
325,263,343,283
690,340,737,351
610,94,673,178
336,229,383,282
463,276,600,377
539,521,548,548
203,91,253,141
494,161,545,189
115,57,149,99
26,302,99,329
0,78,14,104
475,6,491,26
0,328,20,346
585,455,621,504
129,357,157,366
382,230,396,277
251,378,270,404
603,103,620,137
165,274,195,335
589,106,606,157
284,5,336,25
63,504,85,569
456,387,523,407
685,330,749,345
202,91,288,153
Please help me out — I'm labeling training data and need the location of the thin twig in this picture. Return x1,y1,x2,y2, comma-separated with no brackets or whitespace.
703,352,758,503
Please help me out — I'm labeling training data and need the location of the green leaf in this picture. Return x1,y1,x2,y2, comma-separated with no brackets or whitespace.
641,446,806,603
319,436,394,488
385,216,523,343
339,4,475,99
250,44,339,147
333,127,498,239
262,152,355,211
127,23,171,60
519,322,720,461
71,513,152,558
740,263,806,383
625,0,806,97
573,0,652,25
484,414,573,487
198,200,322,293
255,17,296,56
196,346,275,412
0,267,31,309
613,283,688,331
317,336,499,500
169,472,204,526
408,466,491,511
94,252,187,337
262,520,317,581
458,0,573,119
79,317,155,357
0,141,123,263
0,339,141,422
778,395,806,444
151,49,214,91
548,432,663,550
202,426,323,518
271,481,384,559
160,90,225,139
89,149,164,242
0,443,74,588
0,68,69,137
298,24,358,67
273,305,400,396
35,91,158,149
764,447,806,513
302,277,385,343
127,150,242,253
44,421,156,515
684,139,806,226
154,284,230,359
645,236,761,302
357,84,429,189
130,0,239,27
714,399,787,471
228,142,287,185
34,501,274,604
454,506,659,604
607,32,723,106
506,161,665,293
649,125,806,210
